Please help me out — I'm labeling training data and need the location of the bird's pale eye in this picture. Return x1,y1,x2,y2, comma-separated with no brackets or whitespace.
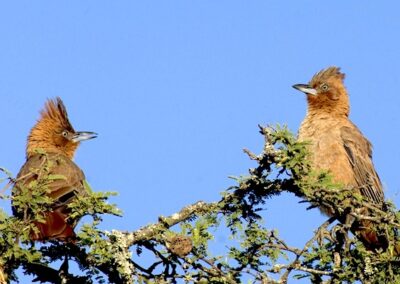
321,83,329,91
61,130,69,138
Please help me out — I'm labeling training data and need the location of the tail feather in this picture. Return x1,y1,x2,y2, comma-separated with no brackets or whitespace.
353,220,388,251
31,211,76,242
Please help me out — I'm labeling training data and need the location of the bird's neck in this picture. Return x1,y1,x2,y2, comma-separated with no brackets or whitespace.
306,99,350,118
26,140,75,160
306,108,349,119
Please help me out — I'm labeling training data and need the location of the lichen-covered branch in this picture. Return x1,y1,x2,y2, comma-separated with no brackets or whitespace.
124,201,218,246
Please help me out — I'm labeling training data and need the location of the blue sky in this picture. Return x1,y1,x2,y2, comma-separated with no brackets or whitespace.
1,2,399,283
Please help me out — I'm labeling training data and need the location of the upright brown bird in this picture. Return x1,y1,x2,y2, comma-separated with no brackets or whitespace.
12,97,97,241
293,67,387,250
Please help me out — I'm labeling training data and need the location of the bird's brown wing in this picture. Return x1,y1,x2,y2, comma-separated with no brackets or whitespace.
13,153,87,240
13,153,87,214
340,125,384,205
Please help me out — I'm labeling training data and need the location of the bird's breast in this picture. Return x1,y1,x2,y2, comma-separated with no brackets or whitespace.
298,117,356,186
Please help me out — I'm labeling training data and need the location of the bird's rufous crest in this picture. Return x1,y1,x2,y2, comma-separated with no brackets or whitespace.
26,97,96,159
309,66,345,87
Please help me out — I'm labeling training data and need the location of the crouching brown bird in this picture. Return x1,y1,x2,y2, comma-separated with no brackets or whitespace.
12,97,97,241
293,67,387,251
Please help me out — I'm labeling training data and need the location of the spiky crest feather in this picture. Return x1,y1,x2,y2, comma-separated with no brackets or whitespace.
309,66,345,87
26,97,79,159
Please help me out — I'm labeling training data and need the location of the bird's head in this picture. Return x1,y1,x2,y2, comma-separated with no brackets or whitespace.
293,66,349,116
26,97,97,159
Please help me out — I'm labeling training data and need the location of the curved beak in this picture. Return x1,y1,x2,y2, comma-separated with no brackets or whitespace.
292,84,318,96
71,131,98,143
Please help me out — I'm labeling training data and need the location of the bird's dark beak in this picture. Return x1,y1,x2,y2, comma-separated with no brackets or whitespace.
292,84,318,96
71,131,98,143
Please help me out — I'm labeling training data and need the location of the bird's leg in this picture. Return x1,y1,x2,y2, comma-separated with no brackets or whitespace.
332,209,354,253
331,219,352,269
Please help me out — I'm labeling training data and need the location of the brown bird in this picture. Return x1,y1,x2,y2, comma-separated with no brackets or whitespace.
12,97,97,241
293,66,387,250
